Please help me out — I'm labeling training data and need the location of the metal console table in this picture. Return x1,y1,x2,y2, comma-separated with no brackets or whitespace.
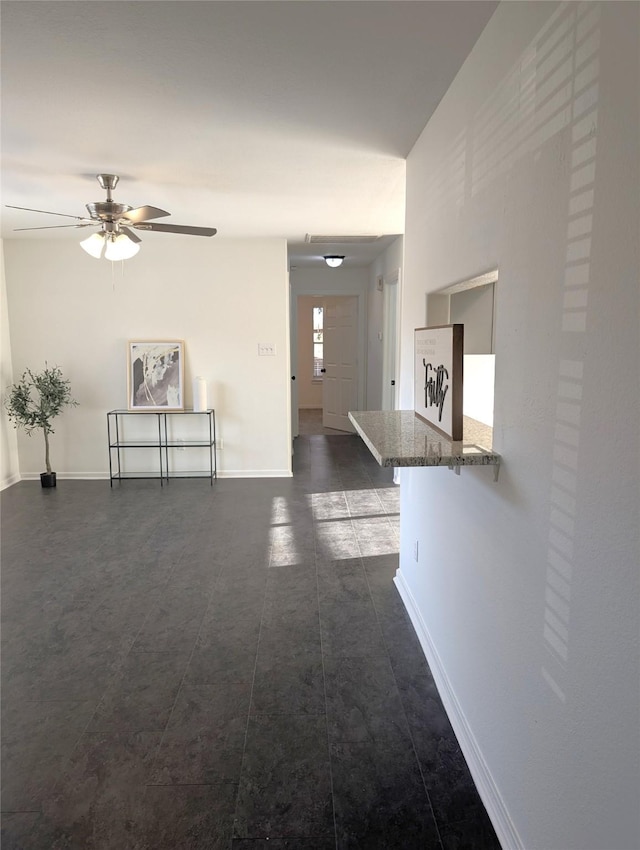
107,409,216,486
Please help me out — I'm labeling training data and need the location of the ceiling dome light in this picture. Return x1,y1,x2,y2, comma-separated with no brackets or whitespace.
104,233,140,261
79,232,106,259
324,255,345,268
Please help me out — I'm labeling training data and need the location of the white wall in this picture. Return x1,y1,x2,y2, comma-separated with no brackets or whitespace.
291,266,369,300
398,4,639,850
296,294,323,408
366,236,403,410
463,354,495,427
4,237,291,478
0,241,20,488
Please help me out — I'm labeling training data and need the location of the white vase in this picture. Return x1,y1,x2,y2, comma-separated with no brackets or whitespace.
193,376,207,411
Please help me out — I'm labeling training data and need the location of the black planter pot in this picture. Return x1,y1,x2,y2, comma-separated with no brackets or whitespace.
40,472,57,488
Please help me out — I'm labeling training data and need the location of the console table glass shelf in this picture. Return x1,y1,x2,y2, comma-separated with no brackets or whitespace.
107,409,216,486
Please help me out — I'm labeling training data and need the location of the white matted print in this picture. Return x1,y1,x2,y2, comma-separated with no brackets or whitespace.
414,325,463,440
128,340,184,410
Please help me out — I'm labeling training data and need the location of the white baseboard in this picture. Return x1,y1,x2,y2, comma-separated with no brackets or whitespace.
217,469,293,478
14,470,292,482
19,472,109,480
394,569,524,850
1,472,21,490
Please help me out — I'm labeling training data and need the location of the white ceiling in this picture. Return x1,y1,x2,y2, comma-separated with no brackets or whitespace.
1,1,497,268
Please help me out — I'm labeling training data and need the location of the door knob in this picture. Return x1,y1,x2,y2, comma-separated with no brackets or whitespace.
291,376,296,380
320,368,326,373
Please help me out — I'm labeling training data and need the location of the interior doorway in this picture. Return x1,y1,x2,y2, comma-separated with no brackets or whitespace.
293,293,362,435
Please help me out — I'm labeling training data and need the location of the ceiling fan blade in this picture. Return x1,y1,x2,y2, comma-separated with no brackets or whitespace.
133,222,217,237
120,226,142,243
6,204,92,221
13,223,97,231
122,205,170,223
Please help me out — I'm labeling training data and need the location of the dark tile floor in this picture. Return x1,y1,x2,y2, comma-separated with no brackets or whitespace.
296,408,346,436
1,433,501,849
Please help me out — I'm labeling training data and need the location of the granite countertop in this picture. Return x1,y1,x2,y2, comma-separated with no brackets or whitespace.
348,410,500,469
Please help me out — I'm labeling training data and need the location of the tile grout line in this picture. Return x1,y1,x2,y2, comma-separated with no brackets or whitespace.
20,511,217,820
313,446,341,850
352,473,447,850
229,525,273,842
143,529,227,786
6,507,218,835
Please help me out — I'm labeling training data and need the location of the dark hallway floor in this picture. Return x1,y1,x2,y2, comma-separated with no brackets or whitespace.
296,408,347,436
1,434,501,849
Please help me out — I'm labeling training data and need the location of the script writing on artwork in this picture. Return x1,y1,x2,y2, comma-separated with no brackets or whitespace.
414,325,463,441
423,361,448,422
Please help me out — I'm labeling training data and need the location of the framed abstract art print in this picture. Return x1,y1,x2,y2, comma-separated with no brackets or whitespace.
127,340,185,410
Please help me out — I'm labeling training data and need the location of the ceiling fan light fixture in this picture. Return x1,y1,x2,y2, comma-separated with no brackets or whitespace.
105,233,140,261
79,232,106,259
10,174,216,254
324,255,345,268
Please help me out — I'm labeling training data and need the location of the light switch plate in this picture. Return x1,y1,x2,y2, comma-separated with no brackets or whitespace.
258,343,276,356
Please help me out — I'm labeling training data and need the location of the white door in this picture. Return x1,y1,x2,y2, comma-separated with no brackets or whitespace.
322,296,358,432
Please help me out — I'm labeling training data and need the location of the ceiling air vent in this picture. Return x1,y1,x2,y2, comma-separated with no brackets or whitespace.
305,234,382,244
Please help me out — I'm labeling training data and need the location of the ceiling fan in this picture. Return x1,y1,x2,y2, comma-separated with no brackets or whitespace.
6,174,217,260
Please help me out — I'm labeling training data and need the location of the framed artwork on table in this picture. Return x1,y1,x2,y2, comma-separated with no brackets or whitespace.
414,325,463,441
127,340,184,410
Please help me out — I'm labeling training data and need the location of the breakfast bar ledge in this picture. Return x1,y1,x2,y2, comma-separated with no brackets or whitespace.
348,410,501,480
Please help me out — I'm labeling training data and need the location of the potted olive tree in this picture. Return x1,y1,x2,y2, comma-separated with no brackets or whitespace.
5,364,78,488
